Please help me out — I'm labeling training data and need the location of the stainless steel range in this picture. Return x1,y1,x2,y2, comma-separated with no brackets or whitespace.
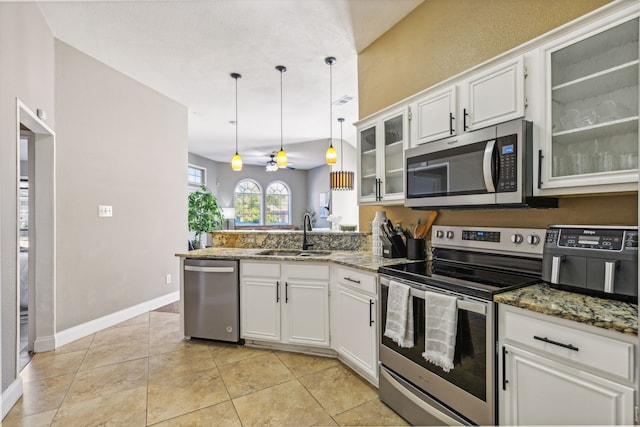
378,225,546,426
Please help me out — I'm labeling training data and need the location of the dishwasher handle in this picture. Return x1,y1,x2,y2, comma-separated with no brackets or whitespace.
184,266,235,273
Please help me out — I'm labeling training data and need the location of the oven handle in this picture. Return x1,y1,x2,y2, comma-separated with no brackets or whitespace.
381,278,487,316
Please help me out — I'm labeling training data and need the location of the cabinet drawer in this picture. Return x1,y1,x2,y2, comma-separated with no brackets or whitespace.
241,262,280,278
337,267,377,295
503,308,634,381
287,263,329,281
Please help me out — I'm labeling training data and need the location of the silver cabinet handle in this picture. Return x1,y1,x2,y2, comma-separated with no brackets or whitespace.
344,277,361,284
550,255,565,284
604,260,620,293
185,266,235,273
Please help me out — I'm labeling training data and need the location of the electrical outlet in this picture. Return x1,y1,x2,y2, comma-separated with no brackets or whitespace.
165,274,172,284
98,205,113,217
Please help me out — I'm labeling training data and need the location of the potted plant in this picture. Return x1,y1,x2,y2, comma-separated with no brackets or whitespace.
188,185,224,248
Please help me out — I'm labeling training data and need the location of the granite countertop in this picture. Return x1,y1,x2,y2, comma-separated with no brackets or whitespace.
175,247,407,273
495,283,638,336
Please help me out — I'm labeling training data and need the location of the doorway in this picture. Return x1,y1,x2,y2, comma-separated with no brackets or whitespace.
16,100,56,376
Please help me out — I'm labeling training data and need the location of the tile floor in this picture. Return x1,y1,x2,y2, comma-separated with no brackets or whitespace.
3,305,409,426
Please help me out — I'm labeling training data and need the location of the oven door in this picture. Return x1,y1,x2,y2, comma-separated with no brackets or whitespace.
379,275,495,426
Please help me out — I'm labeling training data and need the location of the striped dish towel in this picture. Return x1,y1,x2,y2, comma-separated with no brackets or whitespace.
383,281,414,348
422,290,458,372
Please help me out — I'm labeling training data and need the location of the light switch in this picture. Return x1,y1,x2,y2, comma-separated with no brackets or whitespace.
98,205,113,217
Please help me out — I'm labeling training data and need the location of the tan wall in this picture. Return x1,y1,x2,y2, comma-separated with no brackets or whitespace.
357,0,638,232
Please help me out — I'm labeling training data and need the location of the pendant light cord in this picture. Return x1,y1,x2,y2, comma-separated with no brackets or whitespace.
329,60,333,149
280,68,283,151
339,118,344,169
234,74,239,154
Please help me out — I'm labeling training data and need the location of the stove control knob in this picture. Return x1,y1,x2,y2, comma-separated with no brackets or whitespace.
511,234,524,244
527,234,541,245
446,231,455,239
435,230,444,239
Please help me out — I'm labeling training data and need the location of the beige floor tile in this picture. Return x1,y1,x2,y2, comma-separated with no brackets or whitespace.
150,336,209,357
233,380,336,427
150,311,179,324
209,342,271,366
63,358,148,405
149,317,184,355
333,398,410,426
148,400,241,427
54,334,94,354
148,345,216,383
91,322,149,348
20,349,86,383
52,385,147,427
275,350,340,377
146,368,230,425
16,374,74,417
113,313,149,328
79,338,149,371
220,352,295,398
299,364,378,416
1,408,58,427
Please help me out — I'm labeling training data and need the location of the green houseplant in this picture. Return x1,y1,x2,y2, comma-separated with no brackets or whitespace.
188,185,224,248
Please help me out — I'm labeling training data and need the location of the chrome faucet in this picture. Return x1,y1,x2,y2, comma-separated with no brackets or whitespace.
302,213,314,250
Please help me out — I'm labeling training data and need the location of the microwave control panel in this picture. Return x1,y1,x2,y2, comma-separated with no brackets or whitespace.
545,227,638,251
497,135,517,193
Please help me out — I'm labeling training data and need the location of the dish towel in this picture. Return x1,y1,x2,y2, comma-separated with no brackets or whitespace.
422,290,458,372
383,281,414,348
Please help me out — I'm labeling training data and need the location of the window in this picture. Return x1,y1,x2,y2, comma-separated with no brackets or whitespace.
188,164,206,186
266,182,291,225
234,180,262,225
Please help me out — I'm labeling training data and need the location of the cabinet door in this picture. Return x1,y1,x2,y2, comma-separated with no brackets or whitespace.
358,121,379,203
240,280,280,342
502,345,635,425
336,286,377,381
411,86,457,145
462,56,525,131
538,12,639,194
381,110,408,204
284,281,329,347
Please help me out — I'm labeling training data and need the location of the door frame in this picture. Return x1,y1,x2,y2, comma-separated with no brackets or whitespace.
16,99,56,365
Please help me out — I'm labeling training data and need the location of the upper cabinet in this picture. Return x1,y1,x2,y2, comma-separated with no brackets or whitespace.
357,107,408,205
536,8,639,195
410,56,525,147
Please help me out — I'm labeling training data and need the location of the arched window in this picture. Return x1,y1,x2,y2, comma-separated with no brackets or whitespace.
234,180,262,225
265,181,291,225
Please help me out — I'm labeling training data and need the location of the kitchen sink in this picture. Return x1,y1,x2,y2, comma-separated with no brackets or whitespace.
256,249,332,257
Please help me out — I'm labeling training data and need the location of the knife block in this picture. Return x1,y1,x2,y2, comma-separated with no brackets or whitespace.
383,235,407,258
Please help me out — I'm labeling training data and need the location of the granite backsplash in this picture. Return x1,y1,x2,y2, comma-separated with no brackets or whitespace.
210,230,371,252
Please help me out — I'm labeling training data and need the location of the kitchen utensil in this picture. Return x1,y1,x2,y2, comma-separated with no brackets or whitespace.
422,211,438,237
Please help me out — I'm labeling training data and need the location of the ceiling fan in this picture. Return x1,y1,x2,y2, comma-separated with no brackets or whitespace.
265,151,296,171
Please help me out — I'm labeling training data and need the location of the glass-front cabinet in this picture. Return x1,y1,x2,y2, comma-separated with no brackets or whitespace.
357,107,408,205
538,9,639,195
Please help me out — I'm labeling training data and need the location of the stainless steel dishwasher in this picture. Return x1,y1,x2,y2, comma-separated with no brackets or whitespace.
183,258,241,343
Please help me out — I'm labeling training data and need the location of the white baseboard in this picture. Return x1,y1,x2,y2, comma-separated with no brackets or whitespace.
2,377,23,420
55,291,179,348
33,335,56,353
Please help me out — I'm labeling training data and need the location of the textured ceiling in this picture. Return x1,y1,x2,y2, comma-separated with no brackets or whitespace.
37,0,423,169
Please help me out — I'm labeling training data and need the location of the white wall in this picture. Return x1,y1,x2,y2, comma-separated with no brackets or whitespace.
0,2,55,393
308,165,330,229
54,40,188,331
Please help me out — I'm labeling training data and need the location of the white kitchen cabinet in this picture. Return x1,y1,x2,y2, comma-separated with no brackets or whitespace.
536,5,639,195
498,304,637,425
410,56,525,146
241,261,330,348
331,266,378,385
357,107,408,205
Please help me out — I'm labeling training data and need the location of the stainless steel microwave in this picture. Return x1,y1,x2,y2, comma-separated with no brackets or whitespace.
405,119,557,209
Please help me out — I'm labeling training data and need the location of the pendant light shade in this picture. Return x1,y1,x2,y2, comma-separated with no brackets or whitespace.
325,56,337,165
230,72,242,171
330,117,355,191
276,65,288,168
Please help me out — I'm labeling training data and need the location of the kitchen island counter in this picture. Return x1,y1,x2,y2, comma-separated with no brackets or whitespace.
495,283,638,336
175,247,406,273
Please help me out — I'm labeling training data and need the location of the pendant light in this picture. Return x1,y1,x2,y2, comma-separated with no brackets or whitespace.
230,72,243,171
275,65,288,168
330,117,355,190
325,57,337,165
